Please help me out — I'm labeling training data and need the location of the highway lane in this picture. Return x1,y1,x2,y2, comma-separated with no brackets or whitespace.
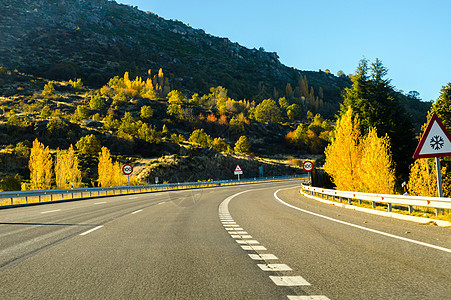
229,187,451,299
0,180,449,299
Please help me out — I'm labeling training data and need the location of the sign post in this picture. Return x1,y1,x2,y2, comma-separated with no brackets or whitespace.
234,165,243,180
413,113,451,199
303,160,314,185
122,164,133,186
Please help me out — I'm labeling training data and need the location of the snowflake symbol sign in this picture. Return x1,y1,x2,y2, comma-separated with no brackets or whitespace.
430,135,445,150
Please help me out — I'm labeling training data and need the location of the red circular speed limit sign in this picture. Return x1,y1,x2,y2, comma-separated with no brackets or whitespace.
302,160,314,172
122,164,133,175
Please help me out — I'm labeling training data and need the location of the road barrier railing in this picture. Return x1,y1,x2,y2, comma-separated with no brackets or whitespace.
0,175,306,208
301,184,451,215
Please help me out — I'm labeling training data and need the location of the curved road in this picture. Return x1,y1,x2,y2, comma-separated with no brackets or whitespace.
0,180,449,299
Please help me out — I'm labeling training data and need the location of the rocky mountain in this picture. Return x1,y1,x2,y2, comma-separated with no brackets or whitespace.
0,0,351,108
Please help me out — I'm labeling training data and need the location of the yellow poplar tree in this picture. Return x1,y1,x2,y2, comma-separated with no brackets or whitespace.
29,139,53,190
357,128,396,194
55,145,82,189
98,146,114,187
98,147,127,187
407,159,442,197
324,108,361,191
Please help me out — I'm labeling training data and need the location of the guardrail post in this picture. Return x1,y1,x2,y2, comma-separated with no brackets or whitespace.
359,199,362,205
408,205,414,214
388,203,392,212
25,196,28,203
347,198,351,204
339,196,342,203
372,201,376,209
38,195,41,202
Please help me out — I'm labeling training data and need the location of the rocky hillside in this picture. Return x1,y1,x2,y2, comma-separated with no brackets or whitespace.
0,0,351,111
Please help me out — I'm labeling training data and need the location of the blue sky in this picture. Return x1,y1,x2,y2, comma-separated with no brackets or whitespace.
119,0,450,102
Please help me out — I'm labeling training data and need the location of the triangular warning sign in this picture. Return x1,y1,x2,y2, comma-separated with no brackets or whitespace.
234,165,242,172
413,114,451,159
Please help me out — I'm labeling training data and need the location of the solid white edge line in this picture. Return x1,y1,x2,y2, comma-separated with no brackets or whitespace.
131,209,143,214
80,225,103,236
274,188,451,254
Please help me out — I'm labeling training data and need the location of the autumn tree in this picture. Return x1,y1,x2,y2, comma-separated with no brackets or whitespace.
325,108,396,193
98,147,126,187
89,93,104,110
42,82,55,96
324,108,362,191
234,136,251,155
76,134,102,157
356,128,395,194
55,145,82,189
211,137,229,153
167,90,183,118
188,129,212,148
140,105,154,120
407,159,440,197
28,139,53,190
118,112,139,136
341,58,416,179
254,99,282,123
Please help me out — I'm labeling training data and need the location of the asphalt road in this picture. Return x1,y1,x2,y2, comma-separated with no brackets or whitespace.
0,180,449,299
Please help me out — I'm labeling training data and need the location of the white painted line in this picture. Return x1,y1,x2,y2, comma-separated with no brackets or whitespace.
240,235,253,239
269,276,310,286
221,222,236,224
225,228,236,231
241,245,267,251
249,254,278,260
236,240,259,245
157,201,166,205
80,225,103,236
41,209,61,214
287,296,330,300
235,231,248,235
131,209,143,215
223,224,239,227
275,189,451,254
258,264,292,271
94,202,107,205
128,196,138,199
257,264,293,272
231,235,241,238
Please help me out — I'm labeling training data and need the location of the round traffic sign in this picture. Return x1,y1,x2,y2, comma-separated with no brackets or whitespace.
122,164,133,175
302,160,314,172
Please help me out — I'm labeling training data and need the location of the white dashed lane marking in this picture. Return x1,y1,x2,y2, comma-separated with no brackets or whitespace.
241,245,267,251
249,254,278,260
79,225,103,236
41,209,61,214
94,202,107,205
287,296,330,300
131,209,143,214
236,240,259,245
219,188,330,300
269,276,310,286
258,264,292,271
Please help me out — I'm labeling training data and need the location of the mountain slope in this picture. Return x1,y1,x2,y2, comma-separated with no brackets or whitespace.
0,0,351,108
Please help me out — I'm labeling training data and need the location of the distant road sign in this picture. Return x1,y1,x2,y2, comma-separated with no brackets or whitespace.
303,160,314,172
122,164,133,175
413,114,451,159
234,165,243,175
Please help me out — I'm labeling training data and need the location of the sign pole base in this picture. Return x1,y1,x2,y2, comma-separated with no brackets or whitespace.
436,157,443,197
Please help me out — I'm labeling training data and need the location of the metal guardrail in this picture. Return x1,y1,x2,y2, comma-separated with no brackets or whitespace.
0,175,306,208
301,184,451,214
